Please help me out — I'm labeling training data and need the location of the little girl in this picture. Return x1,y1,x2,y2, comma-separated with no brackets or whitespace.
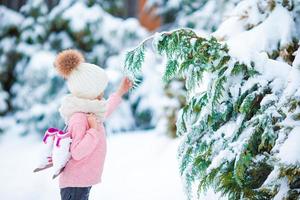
54,49,132,200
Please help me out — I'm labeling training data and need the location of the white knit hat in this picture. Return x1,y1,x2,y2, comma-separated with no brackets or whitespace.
54,49,108,99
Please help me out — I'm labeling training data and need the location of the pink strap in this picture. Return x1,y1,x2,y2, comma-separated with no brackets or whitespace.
43,128,58,143
55,130,71,147
56,138,62,147
42,127,71,147
56,130,70,139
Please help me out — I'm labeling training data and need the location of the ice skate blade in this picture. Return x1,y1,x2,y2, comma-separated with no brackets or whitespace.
33,163,53,173
52,167,65,179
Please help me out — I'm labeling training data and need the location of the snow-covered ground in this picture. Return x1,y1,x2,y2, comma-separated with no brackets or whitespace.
0,130,186,200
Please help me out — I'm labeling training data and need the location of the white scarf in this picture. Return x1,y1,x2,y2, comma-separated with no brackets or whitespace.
59,94,107,124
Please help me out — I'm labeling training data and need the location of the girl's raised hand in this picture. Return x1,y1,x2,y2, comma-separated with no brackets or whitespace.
117,77,133,96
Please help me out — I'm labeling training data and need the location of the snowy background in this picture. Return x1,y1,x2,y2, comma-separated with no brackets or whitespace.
1,0,300,200
0,128,186,200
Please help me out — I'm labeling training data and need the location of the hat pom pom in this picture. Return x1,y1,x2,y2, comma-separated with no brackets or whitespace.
54,49,85,78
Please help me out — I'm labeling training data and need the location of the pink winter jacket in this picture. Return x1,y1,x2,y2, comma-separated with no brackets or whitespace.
59,92,122,188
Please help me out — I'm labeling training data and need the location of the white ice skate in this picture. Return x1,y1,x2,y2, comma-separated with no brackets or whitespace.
33,128,58,172
52,130,72,179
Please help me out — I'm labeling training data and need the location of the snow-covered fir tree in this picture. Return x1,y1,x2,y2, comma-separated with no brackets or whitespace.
161,78,186,137
124,0,300,199
146,0,239,31
0,6,23,116
138,0,242,137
